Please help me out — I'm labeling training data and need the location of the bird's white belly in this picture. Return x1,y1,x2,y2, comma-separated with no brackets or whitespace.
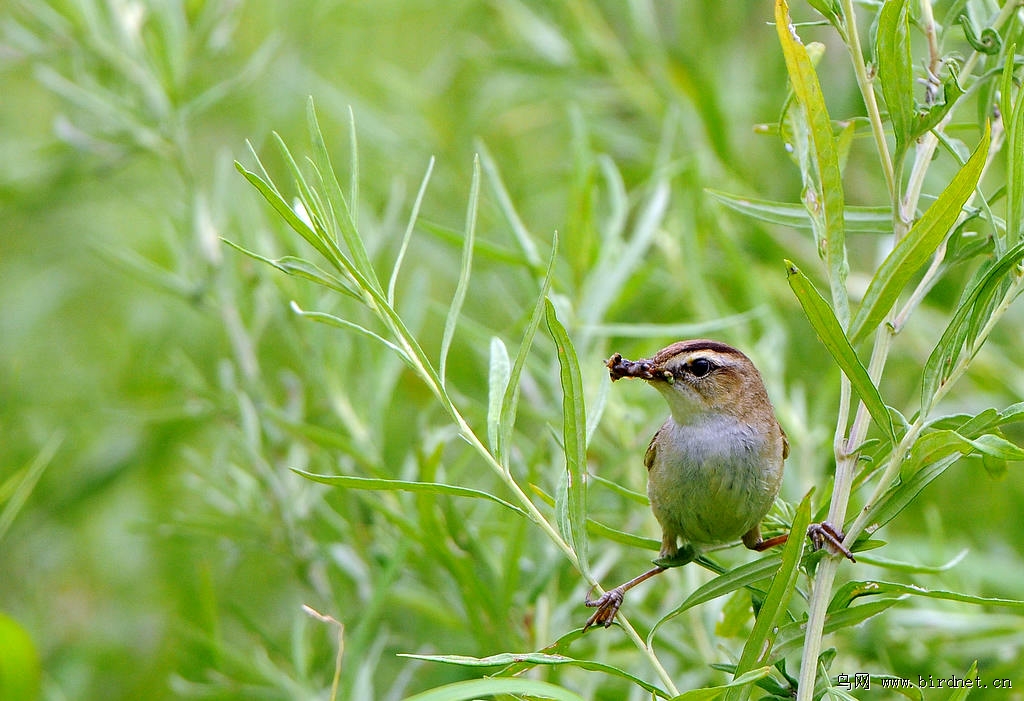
647,417,778,546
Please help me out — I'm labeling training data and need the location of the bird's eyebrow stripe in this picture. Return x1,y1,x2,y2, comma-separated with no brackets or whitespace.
650,340,746,366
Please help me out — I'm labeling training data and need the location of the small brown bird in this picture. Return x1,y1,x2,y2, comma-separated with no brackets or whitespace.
585,340,797,629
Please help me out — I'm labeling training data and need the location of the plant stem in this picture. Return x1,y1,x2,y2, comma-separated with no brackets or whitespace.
839,0,897,203
386,314,682,695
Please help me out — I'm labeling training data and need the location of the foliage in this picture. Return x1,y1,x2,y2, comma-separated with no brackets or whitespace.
3,1,1024,700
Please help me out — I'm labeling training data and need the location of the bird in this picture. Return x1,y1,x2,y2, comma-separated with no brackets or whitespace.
584,339,851,630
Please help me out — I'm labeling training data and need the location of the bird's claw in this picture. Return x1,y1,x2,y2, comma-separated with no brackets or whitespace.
807,521,856,562
583,587,624,630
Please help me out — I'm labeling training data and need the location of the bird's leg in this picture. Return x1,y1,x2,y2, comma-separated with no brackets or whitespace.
584,542,697,630
741,525,788,551
583,566,667,630
807,521,856,562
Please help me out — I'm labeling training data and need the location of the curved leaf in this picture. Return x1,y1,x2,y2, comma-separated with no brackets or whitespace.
400,652,668,699
725,491,811,700
786,262,896,442
776,0,848,313
401,677,585,701
292,469,528,518
546,299,589,572
849,124,991,345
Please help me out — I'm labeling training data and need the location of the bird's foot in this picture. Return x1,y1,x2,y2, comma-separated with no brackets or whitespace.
807,521,856,562
652,543,698,569
583,587,625,630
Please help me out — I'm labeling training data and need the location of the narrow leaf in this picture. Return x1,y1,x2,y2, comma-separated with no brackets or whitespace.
531,483,659,551
221,238,361,300
235,161,341,273
477,141,543,272
401,677,585,701
399,652,668,698
497,233,559,467
306,98,379,289
725,491,811,700
902,429,1024,480
388,156,435,305
829,579,1024,612
292,469,528,518
0,433,62,543
786,261,896,442
921,239,1024,413
439,155,480,386
849,124,991,344
859,453,961,534
290,302,408,361
1005,58,1024,246
486,337,510,452
776,0,848,315
948,662,979,701
772,600,899,659
673,668,773,701
876,0,913,157
546,299,589,571
649,554,781,645
706,190,892,234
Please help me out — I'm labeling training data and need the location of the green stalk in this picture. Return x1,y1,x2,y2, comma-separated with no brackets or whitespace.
798,3,1021,697
839,0,896,203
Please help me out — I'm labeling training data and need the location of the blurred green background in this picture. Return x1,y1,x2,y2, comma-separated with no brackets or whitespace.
3,1,1024,699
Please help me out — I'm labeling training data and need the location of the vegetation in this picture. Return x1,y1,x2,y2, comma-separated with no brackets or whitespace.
3,1,1024,699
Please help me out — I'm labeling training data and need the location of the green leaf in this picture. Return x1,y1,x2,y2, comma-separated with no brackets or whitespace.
912,69,965,140
486,337,510,452
235,159,344,275
477,140,544,272
672,667,773,701
530,484,659,551
853,549,967,574
306,98,379,290
585,307,767,339
876,0,913,158
439,155,480,386
401,677,585,701
849,124,991,345
289,302,409,363
776,0,848,316
859,453,961,534
1005,55,1024,246
901,429,1024,480
388,156,435,305
958,15,1001,55
706,190,892,234
786,261,896,442
0,434,61,544
0,612,40,701
725,491,811,701
649,554,781,644
948,661,979,701
921,239,1024,413
805,0,841,30
546,299,589,572
772,600,899,659
496,233,558,467
399,652,669,699
291,469,528,518
829,579,1024,612
221,238,361,300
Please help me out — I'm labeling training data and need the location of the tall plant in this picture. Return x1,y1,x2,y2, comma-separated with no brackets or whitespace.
233,1,1024,699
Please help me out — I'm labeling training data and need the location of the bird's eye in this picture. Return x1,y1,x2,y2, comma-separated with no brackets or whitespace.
689,358,713,378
